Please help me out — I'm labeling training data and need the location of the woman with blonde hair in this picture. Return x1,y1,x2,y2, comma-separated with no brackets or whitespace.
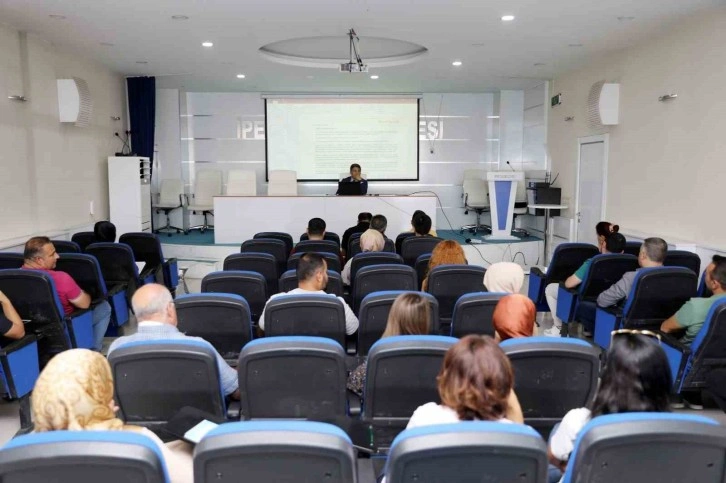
341,228,385,285
31,349,192,483
347,292,431,395
421,240,467,291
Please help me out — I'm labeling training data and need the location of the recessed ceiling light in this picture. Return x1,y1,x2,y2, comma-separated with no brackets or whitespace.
236,74,245,79
370,75,379,79
452,60,463,66
100,42,114,47
501,15,515,21
617,16,635,21
487,116,500,119
49,14,66,19
135,61,148,64
171,15,189,20
202,41,214,48
568,43,583,47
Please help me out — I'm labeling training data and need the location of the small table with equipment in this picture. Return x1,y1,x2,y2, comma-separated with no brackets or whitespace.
528,204,568,264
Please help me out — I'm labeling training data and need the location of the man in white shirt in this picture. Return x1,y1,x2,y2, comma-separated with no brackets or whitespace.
259,253,359,335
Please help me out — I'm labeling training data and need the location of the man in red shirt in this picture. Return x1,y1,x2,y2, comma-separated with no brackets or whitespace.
21,236,111,351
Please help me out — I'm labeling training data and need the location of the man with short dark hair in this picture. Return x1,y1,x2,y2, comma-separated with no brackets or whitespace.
408,210,437,236
21,236,111,351
0,291,24,340
413,213,433,236
258,253,359,335
337,163,368,195
370,214,387,236
661,255,726,346
342,212,372,257
306,218,326,241
596,237,667,308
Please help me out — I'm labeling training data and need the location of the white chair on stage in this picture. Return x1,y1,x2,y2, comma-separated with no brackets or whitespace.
226,170,257,196
188,170,222,233
268,170,298,196
461,169,490,234
153,179,184,236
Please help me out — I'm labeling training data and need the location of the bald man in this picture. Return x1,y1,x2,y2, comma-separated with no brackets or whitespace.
107,284,239,398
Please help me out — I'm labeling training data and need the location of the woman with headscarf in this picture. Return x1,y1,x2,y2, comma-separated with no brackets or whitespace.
31,349,192,483
341,228,385,285
483,262,525,294
492,294,536,341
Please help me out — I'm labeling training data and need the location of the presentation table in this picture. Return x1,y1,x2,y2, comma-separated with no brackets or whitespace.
528,204,568,264
214,195,438,244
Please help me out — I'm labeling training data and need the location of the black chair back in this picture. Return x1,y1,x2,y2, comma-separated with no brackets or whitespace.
0,253,24,270
401,236,443,266
52,240,81,254
450,292,504,338
676,302,726,391
395,232,415,255
86,242,140,298
350,252,403,286
279,270,344,297
579,254,639,299
201,271,267,323
623,267,698,329
264,294,346,345
352,265,417,314
294,240,340,256
357,291,440,355
241,238,288,276
623,241,641,257
665,250,701,275
118,233,165,284
253,232,293,254
224,252,279,294
287,252,341,273
175,293,253,361
300,231,341,247
56,254,107,300
414,253,432,290
425,264,486,323
71,231,97,252
238,337,347,419
546,243,600,282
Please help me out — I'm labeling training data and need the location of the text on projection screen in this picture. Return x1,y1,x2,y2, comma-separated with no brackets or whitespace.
266,98,421,180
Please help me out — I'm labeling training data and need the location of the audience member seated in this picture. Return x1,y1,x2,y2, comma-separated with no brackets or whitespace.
660,255,726,346
108,283,239,398
548,330,671,481
484,262,525,293
0,290,24,340
31,348,192,483
347,292,431,396
291,217,327,256
544,230,626,337
596,237,667,308
337,162,368,195
93,220,117,243
406,335,524,429
342,212,372,258
371,214,388,237
408,210,438,237
492,294,535,341
259,253,359,335
421,240,467,291
341,229,385,285
594,221,618,246
21,236,111,351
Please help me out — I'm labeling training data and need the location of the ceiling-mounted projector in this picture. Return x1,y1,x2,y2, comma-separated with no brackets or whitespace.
340,62,369,73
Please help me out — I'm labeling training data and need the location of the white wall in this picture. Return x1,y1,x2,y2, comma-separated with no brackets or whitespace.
0,25,127,247
547,8,726,250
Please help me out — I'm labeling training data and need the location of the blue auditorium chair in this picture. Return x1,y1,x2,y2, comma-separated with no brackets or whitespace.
56,253,129,335
237,337,347,420
241,238,288,276
450,292,505,338
593,267,698,349
661,299,726,394
201,270,267,324
300,231,341,248
223,252,280,294
0,252,24,269
501,337,600,439
400,236,443,267
347,231,363,256
385,422,548,483
414,253,432,290
357,291,440,355
562,413,726,483
194,421,356,483
664,250,701,275
425,264,487,326
350,252,403,287
253,231,293,254
118,233,179,295
175,293,253,362
108,339,230,430
294,239,340,256
0,269,93,360
0,430,170,483
362,335,457,447
352,265,417,314
555,254,638,327
71,231,97,252
86,242,155,304
51,239,81,254
287,251,342,273
0,334,39,434
394,232,415,255
528,243,600,312
279,269,344,296
263,294,347,345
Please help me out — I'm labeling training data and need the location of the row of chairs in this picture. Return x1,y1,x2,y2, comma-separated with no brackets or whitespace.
5,413,724,483
174,290,506,360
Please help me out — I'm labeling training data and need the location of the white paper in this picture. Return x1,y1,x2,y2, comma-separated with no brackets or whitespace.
183,419,218,443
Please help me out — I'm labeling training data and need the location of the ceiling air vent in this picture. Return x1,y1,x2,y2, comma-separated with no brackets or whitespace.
57,78,93,127
587,81,619,127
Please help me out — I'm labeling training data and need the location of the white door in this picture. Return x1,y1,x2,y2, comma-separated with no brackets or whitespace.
576,135,608,244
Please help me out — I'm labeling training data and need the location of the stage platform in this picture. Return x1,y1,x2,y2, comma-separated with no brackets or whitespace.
160,229,545,281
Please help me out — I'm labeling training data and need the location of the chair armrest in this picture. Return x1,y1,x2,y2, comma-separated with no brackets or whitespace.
347,390,362,417
226,399,241,420
530,266,545,278
0,334,38,355
68,307,93,319
659,331,692,392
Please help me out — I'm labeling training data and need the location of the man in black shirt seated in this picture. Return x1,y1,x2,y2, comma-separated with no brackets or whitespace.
0,290,25,340
342,212,372,258
337,163,368,195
